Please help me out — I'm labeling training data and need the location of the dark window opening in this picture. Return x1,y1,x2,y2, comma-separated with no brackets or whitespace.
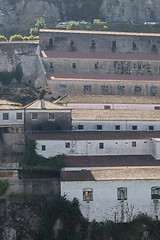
65,142,70,148
115,125,120,130
132,141,136,147
134,86,141,93
150,86,158,96
112,41,116,53
117,85,125,93
91,40,95,47
101,86,109,94
49,38,53,48
78,125,83,130
132,125,137,130
84,85,91,94
58,84,67,91
3,113,9,120
42,145,46,151
132,41,136,50
83,188,93,201
72,63,76,69
155,106,160,110
99,142,104,149
149,126,154,131
95,62,98,69
49,113,54,120
117,187,127,200
104,105,110,110
50,62,54,68
97,125,102,130
32,113,38,120
70,40,74,47
16,113,22,120
151,186,160,199
138,64,141,70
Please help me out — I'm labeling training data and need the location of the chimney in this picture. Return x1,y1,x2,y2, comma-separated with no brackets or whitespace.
41,99,45,109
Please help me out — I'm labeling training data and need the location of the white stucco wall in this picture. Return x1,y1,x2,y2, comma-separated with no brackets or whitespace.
36,139,152,158
66,103,159,110
72,120,160,131
152,139,160,160
61,179,160,222
0,110,24,126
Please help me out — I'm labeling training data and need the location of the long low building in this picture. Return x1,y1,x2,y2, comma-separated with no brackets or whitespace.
27,132,160,159
61,166,160,222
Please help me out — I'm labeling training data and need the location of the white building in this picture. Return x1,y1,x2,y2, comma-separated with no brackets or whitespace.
61,167,160,222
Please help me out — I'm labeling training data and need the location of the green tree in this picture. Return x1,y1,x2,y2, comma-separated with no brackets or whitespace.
10,35,24,41
0,35,8,41
12,64,23,83
35,17,46,31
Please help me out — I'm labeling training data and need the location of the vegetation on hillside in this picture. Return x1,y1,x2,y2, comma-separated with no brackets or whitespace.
0,179,10,196
0,64,23,85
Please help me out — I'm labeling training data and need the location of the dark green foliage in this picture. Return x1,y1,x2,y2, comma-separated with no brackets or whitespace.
23,139,66,171
40,90,46,100
41,195,88,240
0,64,23,85
0,179,10,196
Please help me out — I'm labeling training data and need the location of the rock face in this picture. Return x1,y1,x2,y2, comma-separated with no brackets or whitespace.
0,0,160,30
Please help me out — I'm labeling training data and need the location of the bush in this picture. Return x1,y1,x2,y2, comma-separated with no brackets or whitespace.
0,179,10,196
0,35,8,41
12,64,23,83
10,34,24,41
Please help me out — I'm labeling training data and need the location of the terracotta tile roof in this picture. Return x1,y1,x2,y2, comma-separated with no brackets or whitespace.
47,72,160,82
61,167,160,181
27,131,160,141
40,29,160,37
60,94,160,105
24,100,70,110
41,50,160,61
64,155,159,168
72,109,160,121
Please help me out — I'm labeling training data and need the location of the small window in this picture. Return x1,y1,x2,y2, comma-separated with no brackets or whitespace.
104,105,110,110
16,113,22,120
50,62,54,68
132,141,136,147
32,113,38,120
42,145,46,151
95,63,98,69
49,113,54,120
91,40,95,47
152,43,157,51
117,86,125,93
150,86,158,96
112,41,116,53
78,125,83,130
97,125,102,130
155,106,160,110
49,38,53,48
151,187,160,199
84,85,91,94
132,41,136,50
149,126,154,131
117,187,127,200
65,142,70,148
70,40,74,46
101,86,109,94
3,113,9,120
115,125,120,130
132,125,137,130
83,188,93,201
72,63,76,69
58,84,67,91
99,142,104,149
138,64,141,70
134,86,141,93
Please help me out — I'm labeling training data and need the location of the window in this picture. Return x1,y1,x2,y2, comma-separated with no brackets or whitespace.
101,86,109,94
117,187,127,200
3,113,9,120
95,62,98,70
50,62,54,68
138,64,141,70
132,125,137,130
91,40,95,47
151,186,160,199
132,141,136,147
99,142,104,149
104,105,110,110
49,38,53,48
97,125,102,130
150,86,158,96
42,145,46,151
65,142,70,148
16,113,22,120
32,113,38,120
49,113,54,120
134,86,141,93
149,126,154,131
152,43,157,51
112,41,116,52
117,86,125,93
84,85,91,94
70,40,74,47
83,188,93,201
78,125,83,130
155,106,160,110
58,84,67,91
132,41,136,50
115,125,120,130
72,63,76,69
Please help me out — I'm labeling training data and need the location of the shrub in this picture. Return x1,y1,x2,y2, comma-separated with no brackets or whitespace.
12,64,23,83
30,27,39,36
0,35,8,41
10,34,24,41
0,179,10,196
